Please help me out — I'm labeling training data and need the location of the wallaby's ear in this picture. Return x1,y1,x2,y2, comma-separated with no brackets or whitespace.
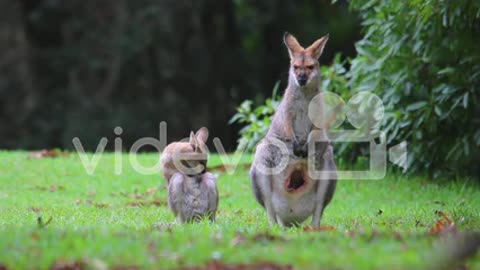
189,131,198,146
306,34,329,59
283,32,304,59
195,127,209,144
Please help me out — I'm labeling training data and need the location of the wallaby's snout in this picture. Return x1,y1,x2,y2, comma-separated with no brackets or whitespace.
297,70,308,86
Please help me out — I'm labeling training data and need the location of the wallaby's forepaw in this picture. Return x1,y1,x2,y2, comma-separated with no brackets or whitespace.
293,139,308,158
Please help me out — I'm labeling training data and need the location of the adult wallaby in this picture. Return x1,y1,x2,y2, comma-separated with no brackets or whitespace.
249,32,337,227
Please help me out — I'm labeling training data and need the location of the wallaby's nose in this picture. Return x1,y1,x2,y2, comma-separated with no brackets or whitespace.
297,72,307,86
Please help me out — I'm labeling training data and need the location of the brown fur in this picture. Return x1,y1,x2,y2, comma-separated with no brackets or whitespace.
160,127,209,183
160,127,218,223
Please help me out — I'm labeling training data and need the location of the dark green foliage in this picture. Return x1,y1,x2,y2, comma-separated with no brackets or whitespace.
229,82,281,152
0,0,360,151
348,0,480,176
232,1,480,177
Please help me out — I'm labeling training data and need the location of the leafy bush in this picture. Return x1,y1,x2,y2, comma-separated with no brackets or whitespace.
229,82,281,152
348,0,480,176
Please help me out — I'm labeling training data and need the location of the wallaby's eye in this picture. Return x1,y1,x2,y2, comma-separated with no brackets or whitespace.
293,65,300,70
307,65,315,70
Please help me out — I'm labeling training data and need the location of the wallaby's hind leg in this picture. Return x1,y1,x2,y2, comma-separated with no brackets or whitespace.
249,166,264,208
251,138,292,226
264,191,277,226
311,180,327,227
250,165,276,225
310,143,337,227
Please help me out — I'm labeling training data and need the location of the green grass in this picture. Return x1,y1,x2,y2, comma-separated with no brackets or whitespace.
0,151,479,269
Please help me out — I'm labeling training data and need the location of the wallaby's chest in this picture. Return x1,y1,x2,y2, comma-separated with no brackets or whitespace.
290,98,312,141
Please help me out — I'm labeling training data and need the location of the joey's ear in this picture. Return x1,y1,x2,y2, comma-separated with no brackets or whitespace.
283,32,304,58
306,34,329,59
195,127,209,144
189,131,198,145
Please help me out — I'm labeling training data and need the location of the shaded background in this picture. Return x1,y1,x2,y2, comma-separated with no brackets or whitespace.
0,0,360,151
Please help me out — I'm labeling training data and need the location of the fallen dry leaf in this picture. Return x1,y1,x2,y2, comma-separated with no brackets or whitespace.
147,241,156,252
119,189,152,200
219,193,231,198
252,232,283,242
392,231,404,242
93,203,109,209
303,225,336,232
126,199,166,207
178,261,293,270
32,185,64,192
32,185,47,191
111,266,139,270
50,259,85,270
230,233,246,247
151,198,166,206
28,149,68,159
429,210,456,235
30,232,39,241
0,265,8,270
50,185,65,192
366,230,380,242
344,230,356,238
126,201,148,207
145,187,158,195
30,207,42,213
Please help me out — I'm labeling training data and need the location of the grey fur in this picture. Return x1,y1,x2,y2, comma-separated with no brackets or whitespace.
168,172,218,223
250,33,336,227
161,127,218,223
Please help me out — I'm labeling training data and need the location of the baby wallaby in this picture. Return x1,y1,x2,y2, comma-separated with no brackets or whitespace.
249,32,337,227
160,127,218,223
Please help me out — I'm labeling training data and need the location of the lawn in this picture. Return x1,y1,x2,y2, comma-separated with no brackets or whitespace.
0,151,478,270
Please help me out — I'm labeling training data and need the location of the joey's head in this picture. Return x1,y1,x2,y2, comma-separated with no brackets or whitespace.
283,32,329,88
172,127,209,176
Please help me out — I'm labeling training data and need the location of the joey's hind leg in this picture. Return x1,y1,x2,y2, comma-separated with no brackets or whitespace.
167,173,186,222
201,172,218,222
